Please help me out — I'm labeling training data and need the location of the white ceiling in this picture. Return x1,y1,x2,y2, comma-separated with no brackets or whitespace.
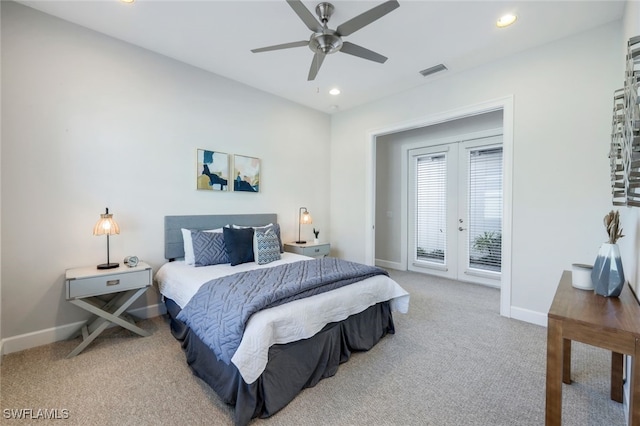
16,0,626,113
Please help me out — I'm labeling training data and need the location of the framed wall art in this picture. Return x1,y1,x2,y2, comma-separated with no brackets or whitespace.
233,154,260,193
196,149,229,191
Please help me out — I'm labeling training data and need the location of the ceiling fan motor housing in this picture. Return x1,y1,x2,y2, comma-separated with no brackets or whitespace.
309,29,343,55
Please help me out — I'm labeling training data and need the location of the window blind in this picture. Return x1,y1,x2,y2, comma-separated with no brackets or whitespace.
415,153,447,264
467,147,503,272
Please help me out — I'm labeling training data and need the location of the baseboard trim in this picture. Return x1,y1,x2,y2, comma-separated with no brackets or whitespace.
375,259,404,271
0,303,167,355
510,306,547,327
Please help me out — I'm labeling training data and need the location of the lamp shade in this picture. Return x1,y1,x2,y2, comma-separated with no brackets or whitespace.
93,207,120,269
300,210,313,225
93,208,120,236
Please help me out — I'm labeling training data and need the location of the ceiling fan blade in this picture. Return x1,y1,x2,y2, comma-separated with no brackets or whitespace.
340,42,387,63
307,52,326,81
251,40,309,53
286,0,323,33
336,0,399,37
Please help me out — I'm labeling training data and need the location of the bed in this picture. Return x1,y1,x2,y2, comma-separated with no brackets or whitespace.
155,214,409,425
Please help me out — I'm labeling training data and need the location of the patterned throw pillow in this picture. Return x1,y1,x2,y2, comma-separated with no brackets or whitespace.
232,223,284,253
181,227,223,265
192,230,229,267
254,228,282,265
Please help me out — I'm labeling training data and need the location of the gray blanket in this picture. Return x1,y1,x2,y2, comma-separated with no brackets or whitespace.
176,257,388,364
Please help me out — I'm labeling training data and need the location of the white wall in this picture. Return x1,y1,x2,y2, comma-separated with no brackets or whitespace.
0,2,331,347
330,21,621,319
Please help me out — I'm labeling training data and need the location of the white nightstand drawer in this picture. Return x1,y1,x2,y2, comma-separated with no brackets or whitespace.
284,242,331,258
302,244,330,257
67,269,151,299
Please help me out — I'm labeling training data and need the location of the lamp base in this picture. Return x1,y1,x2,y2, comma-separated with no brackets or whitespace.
97,262,119,270
295,240,307,244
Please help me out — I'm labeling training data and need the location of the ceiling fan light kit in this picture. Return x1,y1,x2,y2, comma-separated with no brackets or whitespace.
251,0,400,81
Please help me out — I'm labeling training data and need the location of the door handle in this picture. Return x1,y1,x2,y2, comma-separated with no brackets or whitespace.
458,227,466,231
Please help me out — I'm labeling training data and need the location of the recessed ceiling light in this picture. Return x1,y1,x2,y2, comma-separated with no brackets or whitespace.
329,88,341,96
120,0,135,4
496,14,517,28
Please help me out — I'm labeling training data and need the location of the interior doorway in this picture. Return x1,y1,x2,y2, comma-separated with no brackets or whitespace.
365,97,514,317
408,135,503,287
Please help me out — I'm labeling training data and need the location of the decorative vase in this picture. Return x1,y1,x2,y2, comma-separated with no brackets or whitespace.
313,238,319,244
591,243,625,297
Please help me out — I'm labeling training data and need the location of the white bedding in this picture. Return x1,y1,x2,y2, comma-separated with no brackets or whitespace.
155,253,410,384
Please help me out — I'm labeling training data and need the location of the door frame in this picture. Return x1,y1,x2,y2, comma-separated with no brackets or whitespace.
365,96,514,318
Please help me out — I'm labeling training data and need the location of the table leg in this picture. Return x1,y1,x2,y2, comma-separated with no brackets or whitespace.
84,291,137,334
631,340,640,426
66,288,150,358
612,352,624,403
66,319,112,358
563,339,571,384
71,289,150,336
546,317,563,426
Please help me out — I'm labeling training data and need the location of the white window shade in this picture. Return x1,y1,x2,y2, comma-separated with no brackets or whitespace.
467,147,503,272
415,153,447,264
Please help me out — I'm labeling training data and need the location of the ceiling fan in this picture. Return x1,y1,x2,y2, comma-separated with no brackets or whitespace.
251,0,400,81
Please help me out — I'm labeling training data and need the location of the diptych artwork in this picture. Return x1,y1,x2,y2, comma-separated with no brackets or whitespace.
196,149,261,193
197,149,229,191
233,155,260,193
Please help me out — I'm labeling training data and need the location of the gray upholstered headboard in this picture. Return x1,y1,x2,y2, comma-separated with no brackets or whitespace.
164,213,278,260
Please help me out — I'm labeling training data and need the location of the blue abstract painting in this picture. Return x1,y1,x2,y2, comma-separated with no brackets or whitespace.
233,154,260,193
197,149,229,191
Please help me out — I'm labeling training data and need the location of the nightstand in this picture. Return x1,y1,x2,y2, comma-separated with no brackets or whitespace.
65,262,152,358
284,242,330,258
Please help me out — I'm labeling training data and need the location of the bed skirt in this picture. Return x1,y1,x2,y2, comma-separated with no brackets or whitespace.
165,298,395,425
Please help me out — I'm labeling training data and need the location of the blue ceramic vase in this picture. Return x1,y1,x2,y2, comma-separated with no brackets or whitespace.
591,243,625,297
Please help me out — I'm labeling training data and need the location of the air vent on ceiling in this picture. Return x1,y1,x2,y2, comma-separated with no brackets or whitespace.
419,64,448,77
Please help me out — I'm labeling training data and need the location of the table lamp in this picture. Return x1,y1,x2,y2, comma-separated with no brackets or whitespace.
93,207,120,269
296,207,312,244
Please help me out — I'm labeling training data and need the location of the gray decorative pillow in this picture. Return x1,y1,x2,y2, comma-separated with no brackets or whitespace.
270,223,284,253
192,230,229,267
254,228,282,265
233,223,284,253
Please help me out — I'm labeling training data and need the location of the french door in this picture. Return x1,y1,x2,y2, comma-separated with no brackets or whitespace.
408,135,503,287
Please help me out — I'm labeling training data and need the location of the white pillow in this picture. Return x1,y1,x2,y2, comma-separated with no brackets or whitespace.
181,227,223,265
231,223,274,230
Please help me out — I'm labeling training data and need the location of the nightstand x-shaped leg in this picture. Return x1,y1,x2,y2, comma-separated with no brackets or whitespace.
66,287,150,358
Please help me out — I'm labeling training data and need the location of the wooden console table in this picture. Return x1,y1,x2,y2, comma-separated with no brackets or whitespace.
546,270,640,425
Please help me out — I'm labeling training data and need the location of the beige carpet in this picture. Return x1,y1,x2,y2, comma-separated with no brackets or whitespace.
0,270,626,425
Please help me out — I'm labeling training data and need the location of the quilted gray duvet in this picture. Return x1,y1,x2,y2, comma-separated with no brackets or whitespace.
176,257,388,364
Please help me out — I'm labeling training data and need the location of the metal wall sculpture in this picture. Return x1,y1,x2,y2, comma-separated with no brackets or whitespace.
611,36,640,207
